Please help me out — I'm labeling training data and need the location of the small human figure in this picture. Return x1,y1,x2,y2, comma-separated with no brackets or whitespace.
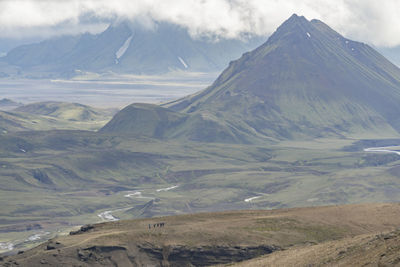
148,224,151,229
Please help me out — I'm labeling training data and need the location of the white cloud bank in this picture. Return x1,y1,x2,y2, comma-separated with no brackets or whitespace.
0,0,399,47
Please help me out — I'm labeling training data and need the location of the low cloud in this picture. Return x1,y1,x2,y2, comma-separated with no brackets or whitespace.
0,0,399,47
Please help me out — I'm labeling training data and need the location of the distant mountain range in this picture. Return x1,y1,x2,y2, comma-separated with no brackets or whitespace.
0,22,264,78
102,14,400,142
1,20,400,79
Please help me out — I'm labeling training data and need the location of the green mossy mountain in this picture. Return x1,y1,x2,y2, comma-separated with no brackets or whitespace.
100,103,246,143
99,103,186,138
103,14,400,142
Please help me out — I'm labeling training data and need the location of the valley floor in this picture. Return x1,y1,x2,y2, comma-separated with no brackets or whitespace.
1,132,400,254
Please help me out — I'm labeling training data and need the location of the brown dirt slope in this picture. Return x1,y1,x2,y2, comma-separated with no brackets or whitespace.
2,203,400,266
229,230,400,267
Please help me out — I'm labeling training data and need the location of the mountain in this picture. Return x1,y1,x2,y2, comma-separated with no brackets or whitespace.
4,203,400,266
152,14,400,142
0,22,263,78
103,14,400,142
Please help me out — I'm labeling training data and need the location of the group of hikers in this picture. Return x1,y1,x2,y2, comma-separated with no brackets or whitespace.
148,222,165,229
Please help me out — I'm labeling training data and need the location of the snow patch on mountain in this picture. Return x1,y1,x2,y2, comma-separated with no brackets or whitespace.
115,35,133,64
178,57,188,69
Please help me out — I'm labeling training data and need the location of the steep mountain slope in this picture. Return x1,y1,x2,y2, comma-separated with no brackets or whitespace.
3,203,400,266
162,14,400,141
0,22,263,78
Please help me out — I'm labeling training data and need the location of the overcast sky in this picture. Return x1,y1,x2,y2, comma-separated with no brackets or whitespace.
0,0,399,47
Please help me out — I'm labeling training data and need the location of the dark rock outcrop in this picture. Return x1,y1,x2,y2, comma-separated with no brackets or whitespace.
139,244,280,266
69,224,95,235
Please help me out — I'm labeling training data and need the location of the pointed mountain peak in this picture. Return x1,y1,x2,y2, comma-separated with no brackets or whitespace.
286,13,308,23
278,13,310,30
281,13,310,28
264,14,313,45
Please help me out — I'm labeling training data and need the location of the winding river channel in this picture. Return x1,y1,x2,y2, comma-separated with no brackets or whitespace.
97,185,180,222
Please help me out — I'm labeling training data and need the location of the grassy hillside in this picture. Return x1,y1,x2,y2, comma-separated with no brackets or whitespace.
14,101,115,122
0,102,115,133
231,229,400,266
99,103,187,138
3,203,400,266
100,103,257,143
